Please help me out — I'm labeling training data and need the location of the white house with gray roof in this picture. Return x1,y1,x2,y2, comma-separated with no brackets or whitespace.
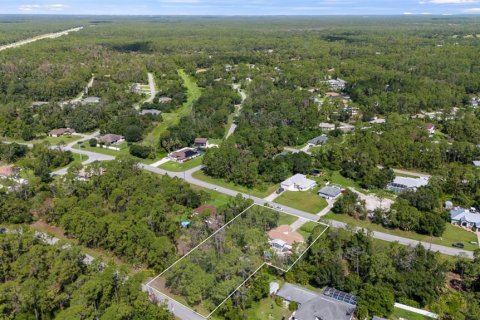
387,176,429,193
450,207,480,231
281,174,316,192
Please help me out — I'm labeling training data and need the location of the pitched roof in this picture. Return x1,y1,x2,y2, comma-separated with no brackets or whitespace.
194,138,208,144
318,186,343,198
281,174,316,189
450,207,480,224
308,135,328,145
473,161,480,167
98,134,124,144
390,176,429,189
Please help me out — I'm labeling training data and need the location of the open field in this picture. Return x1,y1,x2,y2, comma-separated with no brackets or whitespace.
324,212,478,251
192,170,277,198
274,189,328,213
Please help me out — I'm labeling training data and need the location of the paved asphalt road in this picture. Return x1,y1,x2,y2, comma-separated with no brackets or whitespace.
145,72,157,104
225,87,246,139
0,27,83,52
143,284,207,320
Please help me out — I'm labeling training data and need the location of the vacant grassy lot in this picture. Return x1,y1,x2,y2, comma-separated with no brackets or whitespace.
324,212,478,251
275,189,328,213
158,156,203,171
192,170,277,198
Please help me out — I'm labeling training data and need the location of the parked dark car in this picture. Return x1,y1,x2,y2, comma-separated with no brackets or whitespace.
276,188,284,194
452,242,464,248
0,228,6,234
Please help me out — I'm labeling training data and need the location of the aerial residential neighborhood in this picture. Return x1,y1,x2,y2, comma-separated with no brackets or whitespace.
1,5,480,320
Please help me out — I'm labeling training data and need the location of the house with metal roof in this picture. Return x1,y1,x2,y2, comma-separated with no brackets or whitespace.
318,186,343,200
277,283,357,320
450,207,480,231
387,176,429,193
307,135,329,146
473,161,480,167
280,174,316,192
319,122,335,131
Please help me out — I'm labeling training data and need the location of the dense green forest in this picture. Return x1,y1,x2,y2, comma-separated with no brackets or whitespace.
0,230,173,320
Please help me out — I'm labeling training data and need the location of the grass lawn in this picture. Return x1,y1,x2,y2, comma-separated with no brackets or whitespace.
74,141,130,157
275,189,328,214
158,156,203,172
298,221,321,239
243,297,292,320
190,185,233,208
192,170,277,198
144,69,201,144
324,212,479,251
278,212,299,225
390,307,433,320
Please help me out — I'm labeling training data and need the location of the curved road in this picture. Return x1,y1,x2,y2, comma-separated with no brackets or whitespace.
51,141,474,259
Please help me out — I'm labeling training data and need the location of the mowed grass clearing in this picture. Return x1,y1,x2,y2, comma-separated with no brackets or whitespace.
192,170,278,198
324,212,478,251
275,189,328,214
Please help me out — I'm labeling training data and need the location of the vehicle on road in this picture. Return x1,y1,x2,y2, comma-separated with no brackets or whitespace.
276,187,284,194
452,242,465,248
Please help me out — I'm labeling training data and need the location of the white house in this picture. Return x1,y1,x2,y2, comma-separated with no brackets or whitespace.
319,122,335,131
387,176,429,193
451,207,480,231
281,174,316,192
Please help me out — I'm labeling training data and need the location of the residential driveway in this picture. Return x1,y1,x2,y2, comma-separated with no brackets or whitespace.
151,157,170,167
264,190,281,202
317,199,335,217
145,72,157,103
290,217,308,231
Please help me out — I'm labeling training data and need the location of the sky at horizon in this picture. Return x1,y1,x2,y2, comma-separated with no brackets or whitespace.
1,0,480,16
